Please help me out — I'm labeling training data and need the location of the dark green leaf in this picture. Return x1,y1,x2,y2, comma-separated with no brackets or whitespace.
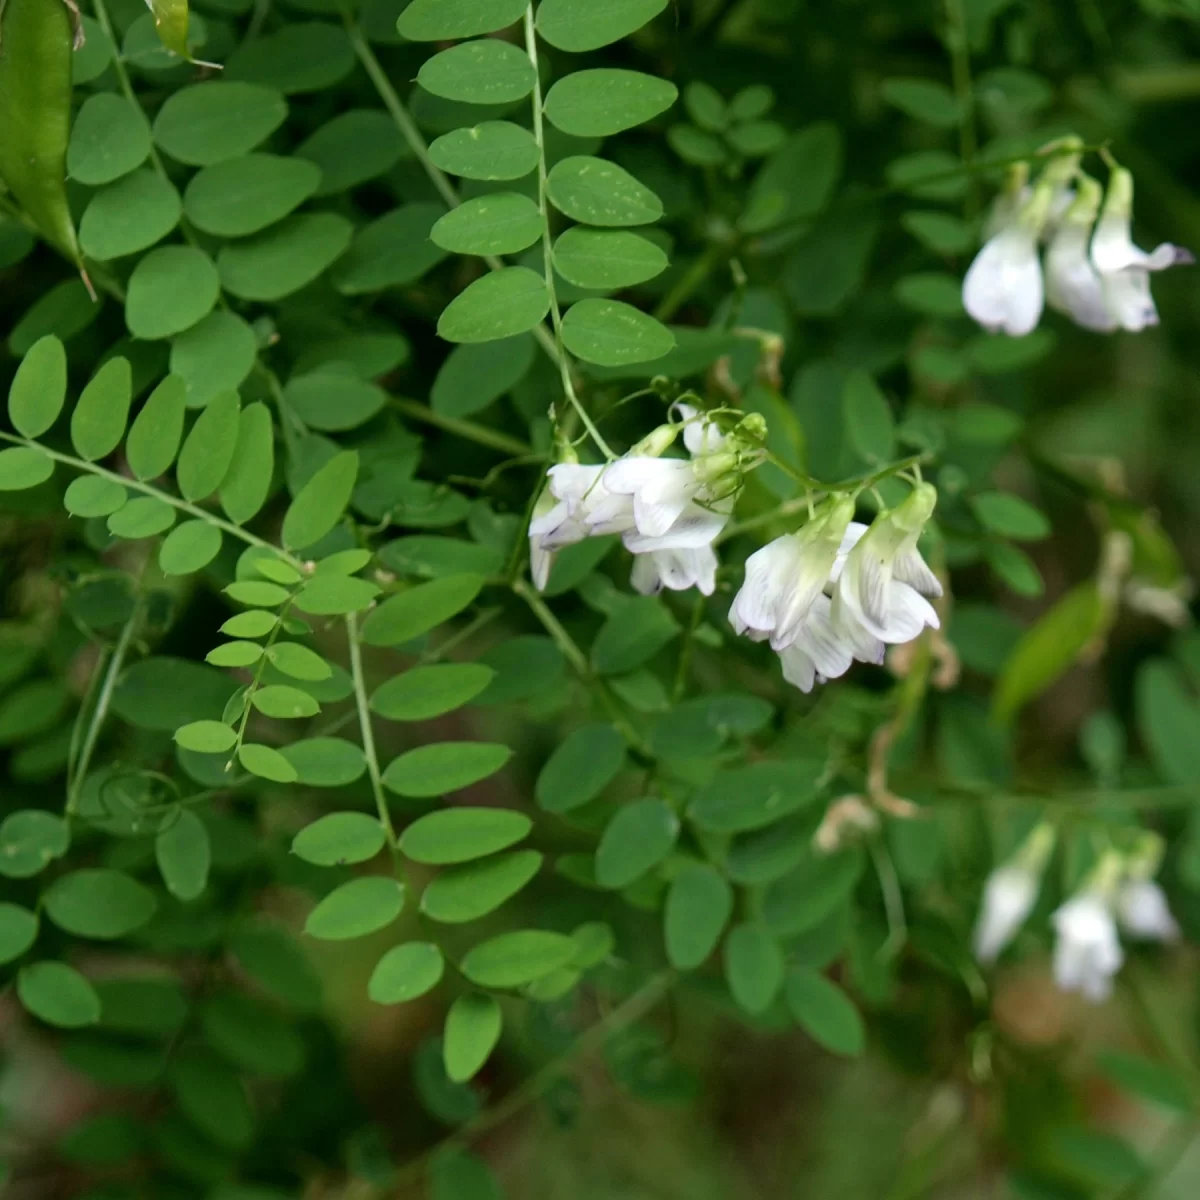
155,809,211,901
595,798,678,888
371,663,495,721
418,40,535,104
429,121,539,181
18,961,101,1028
535,723,626,812
544,69,677,137
784,967,865,1055
43,868,157,939
438,267,550,343
664,863,733,969
361,574,484,646
537,0,667,51
724,924,784,1014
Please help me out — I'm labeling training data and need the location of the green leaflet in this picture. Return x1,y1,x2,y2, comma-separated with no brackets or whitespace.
0,0,80,260
145,0,189,60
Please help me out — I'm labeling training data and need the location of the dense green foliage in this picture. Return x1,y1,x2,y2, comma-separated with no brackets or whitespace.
2,0,1200,1196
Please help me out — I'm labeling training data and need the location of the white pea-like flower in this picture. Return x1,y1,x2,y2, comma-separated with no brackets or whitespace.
1045,177,1117,333
963,221,1046,337
631,545,718,597
775,594,859,692
1091,167,1193,332
973,864,1041,965
831,483,943,646
1052,891,1124,1003
1116,879,1179,942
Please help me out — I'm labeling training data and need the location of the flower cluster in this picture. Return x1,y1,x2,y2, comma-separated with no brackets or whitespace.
973,828,1178,1002
963,144,1193,338
528,405,753,597
728,484,943,692
530,402,944,696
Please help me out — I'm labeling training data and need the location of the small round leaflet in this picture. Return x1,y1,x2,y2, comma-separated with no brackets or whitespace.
561,299,674,366
292,812,385,866
547,157,663,226
153,82,288,166
431,193,542,256
368,942,444,1004
125,246,220,340
429,122,539,181
543,69,677,137
553,228,668,289
437,268,549,343
184,154,321,238
417,40,535,105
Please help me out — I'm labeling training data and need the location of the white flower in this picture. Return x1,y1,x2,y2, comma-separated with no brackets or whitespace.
963,223,1044,337
631,545,718,596
973,864,1040,964
728,498,855,650
600,456,710,540
1045,177,1117,333
776,595,858,692
832,483,942,646
674,402,728,456
1091,167,1193,333
528,488,562,591
1052,892,1124,1003
1117,879,1179,942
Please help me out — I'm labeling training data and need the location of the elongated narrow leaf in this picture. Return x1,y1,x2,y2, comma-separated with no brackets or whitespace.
71,358,132,461
460,930,577,988
220,402,275,524
443,993,502,1082
420,849,543,923
398,805,528,863
126,375,186,480
177,390,240,501
282,450,357,550
665,863,733,969
397,0,528,40
8,336,67,438
438,268,550,344
595,799,678,888
361,574,483,646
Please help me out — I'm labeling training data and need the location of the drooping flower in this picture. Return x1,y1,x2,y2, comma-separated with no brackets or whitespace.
775,594,859,692
972,824,1056,964
728,497,855,650
675,401,728,457
963,220,1045,337
1091,166,1194,333
1051,891,1124,1003
631,545,718,597
1116,878,1179,942
832,483,943,646
1045,176,1117,333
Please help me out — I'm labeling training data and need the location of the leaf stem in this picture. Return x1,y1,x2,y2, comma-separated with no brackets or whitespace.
522,4,616,462
346,612,397,850
0,431,305,570
389,396,534,457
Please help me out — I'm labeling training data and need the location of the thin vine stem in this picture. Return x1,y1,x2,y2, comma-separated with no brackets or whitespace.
389,396,534,457
346,612,398,851
522,5,616,462
0,432,306,570
943,0,979,218
66,602,140,818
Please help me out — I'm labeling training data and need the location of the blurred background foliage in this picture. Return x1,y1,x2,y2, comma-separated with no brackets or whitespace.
3,0,1200,1197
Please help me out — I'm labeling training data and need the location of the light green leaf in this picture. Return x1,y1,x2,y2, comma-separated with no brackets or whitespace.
238,742,299,783
592,595,679,674
417,40,535,105
368,942,444,1003
145,0,189,58
293,812,385,865
371,663,494,721
267,643,332,682
384,744,512,800
252,685,321,719
126,374,186,480
0,810,69,879
1136,661,1200,787
431,192,542,256
544,69,677,137
18,962,101,1028
174,719,237,753
67,93,150,186
784,967,865,1055
547,155,663,226
218,212,353,301
221,610,277,638
437,267,550,344
361,574,484,646
184,153,321,238
561,299,674,366
294,574,381,616
595,798,678,888
283,450,357,550
537,0,667,51
44,868,157,940
159,520,222,576
428,121,539,181
153,82,288,167
535,723,626,813
880,77,962,127
665,863,733,969
397,0,528,40
398,805,527,863
443,993,502,1082
305,876,405,940
63,476,126,517
225,580,289,607
219,402,275,524
971,491,1051,540
208,642,265,669
0,447,54,491
125,245,219,340
8,335,67,438
460,930,577,988
279,737,366,787
0,902,39,964
553,228,667,289
71,357,131,461
724,923,784,1014
155,809,211,901
177,389,240,501
420,849,543,923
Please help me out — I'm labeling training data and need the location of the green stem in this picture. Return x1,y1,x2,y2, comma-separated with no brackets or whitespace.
232,602,292,752
943,0,979,218
345,18,563,371
346,612,398,850
672,593,705,704
391,970,673,1186
66,604,139,818
390,396,534,457
522,5,615,462
0,432,305,570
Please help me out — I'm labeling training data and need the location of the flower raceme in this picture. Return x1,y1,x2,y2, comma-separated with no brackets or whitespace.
972,824,1056,964
964,152,1192,338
